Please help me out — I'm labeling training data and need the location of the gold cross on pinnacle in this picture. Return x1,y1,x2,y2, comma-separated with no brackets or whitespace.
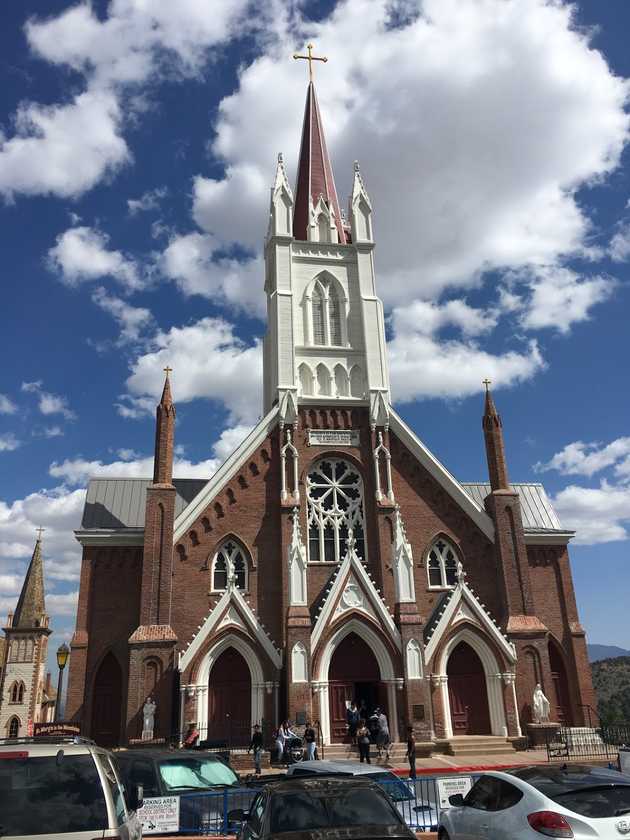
36,526,45,540
482,379,492,392
293,43,328,82
163,366,173,378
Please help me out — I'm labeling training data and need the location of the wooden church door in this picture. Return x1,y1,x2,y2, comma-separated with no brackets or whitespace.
91,652,123,747
447,641,491,735
549,642,572,725
207,648,251,746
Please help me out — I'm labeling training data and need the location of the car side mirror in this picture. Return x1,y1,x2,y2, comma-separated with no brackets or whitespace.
228,808,248,823
449,794,466,807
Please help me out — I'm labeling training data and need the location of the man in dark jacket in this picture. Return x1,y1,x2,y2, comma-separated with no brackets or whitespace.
248,724,264,775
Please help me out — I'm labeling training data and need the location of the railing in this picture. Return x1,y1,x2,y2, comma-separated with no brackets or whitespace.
579,704,601,729
177,775,472,835
170,719,274,755
544,724,630,762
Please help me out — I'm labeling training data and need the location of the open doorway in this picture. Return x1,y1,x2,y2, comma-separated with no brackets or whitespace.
328,632,384,742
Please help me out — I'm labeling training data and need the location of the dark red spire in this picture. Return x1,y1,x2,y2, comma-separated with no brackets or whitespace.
482,381,509,491
153,367,175,485
293,82,345,242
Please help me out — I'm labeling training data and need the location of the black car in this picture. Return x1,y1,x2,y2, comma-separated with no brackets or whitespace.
115,749,241,798
228,776,417,840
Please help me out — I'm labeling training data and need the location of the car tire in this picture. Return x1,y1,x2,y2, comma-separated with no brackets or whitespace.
438,831,450,840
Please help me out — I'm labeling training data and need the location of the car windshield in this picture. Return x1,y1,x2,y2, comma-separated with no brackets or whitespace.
0,752,108,835
270,789,399,833
365,772,414,802
158,757,238,791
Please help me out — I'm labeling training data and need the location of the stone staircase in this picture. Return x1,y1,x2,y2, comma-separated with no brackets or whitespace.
321,742,408,765
436,735,519,757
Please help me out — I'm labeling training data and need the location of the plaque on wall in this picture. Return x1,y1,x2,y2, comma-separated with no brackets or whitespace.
308,429,360,447
295,710,307,726
412,704,425,721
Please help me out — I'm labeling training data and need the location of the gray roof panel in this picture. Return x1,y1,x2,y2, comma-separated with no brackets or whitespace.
81,478,209,529
460,482,564,532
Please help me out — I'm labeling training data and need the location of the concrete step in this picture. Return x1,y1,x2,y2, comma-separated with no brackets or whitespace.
441,737,517,757
322,742,408,764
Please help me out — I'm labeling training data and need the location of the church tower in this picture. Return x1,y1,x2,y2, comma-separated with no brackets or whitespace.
0,533,52,737
263,78,390,429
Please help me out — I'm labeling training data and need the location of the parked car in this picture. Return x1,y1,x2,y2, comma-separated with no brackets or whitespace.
286,759,439,831
0,736,142,840
439,764,630,839
228,776,417,840
115,747,246,834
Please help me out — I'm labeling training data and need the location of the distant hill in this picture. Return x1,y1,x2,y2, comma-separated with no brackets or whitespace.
588,644,630,662
591,656,630,724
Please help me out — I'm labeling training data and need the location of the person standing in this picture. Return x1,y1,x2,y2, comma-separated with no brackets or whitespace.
248,724,264,775
377,709,391,762
304,720,317,761
357,719,371,764
346,702,359,744
406,726,417,780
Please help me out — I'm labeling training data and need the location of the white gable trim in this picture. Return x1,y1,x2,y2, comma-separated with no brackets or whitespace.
178,586,282,673
174,407,279,541
389,409,495,542
311,548,401,653
424,581,516,665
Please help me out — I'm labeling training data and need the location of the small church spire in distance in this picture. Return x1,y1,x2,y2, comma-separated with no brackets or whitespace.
291,44,345,243
153,366,175,485
13,530,47,628
482,379,510,491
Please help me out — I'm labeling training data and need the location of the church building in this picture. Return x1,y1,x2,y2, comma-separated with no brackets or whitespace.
66,73,595,752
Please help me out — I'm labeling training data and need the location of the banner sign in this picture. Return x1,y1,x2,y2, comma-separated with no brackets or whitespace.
138,796,180,835
33,722,81,738
437,776,473,809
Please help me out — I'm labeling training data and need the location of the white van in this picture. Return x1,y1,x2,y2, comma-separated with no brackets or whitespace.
0,737,142,840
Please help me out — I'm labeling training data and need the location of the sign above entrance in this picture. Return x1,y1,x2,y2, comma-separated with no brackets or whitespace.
308,430,360,447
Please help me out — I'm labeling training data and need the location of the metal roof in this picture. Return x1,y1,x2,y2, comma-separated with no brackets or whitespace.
460,483,564,532
81,478,208,529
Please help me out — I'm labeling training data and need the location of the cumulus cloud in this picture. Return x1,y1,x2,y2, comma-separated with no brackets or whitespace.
50,452,219,486
21,381,76,421
91,287,154,345
127,186,168,216
48,226,141,291
160,232,264,316
535,437,630,478
0,394,18,415
552,481,630,544
610,222,630,262
0,434,21,453
195,0,629,307
0,90,128,201
122,316,263,424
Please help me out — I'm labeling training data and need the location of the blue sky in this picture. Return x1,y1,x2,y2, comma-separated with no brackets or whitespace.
1,0,629,675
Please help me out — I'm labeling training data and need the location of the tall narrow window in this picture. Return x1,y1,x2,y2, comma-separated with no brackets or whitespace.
312,286,326,346
427,539,460,589
328,288,342,345
211,541,249,591
307,459,365,563
8,717,19,738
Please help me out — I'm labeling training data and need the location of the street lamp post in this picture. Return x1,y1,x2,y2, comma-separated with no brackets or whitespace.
54,643,70,723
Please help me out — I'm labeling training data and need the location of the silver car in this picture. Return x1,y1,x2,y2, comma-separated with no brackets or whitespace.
0,737,142,840
285,759,439,832
439,765,630,839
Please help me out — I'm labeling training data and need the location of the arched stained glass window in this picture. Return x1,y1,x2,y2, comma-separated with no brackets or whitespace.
312,286,326,346
328,288,342,346
307,459,365,563
427,539,460,589
212,541,248,591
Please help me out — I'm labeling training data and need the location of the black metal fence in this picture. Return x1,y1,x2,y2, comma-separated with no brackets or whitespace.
544,724,630,762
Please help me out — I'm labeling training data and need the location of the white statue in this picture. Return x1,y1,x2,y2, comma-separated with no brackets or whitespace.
532,683,551,724
142,697,157,740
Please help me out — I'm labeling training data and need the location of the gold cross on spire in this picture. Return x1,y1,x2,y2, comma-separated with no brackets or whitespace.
293,43,328,82
482,379,492,392
163,366,173,378
36,526,45,540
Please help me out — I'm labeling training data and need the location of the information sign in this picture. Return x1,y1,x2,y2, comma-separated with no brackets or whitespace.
437,776,473,809
138,796,180,835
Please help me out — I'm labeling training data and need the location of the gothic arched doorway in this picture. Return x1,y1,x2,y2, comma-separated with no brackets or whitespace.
549,641,572,725
207,647,251,747
447,641,491,735
91,652,123,747
328,632,382,742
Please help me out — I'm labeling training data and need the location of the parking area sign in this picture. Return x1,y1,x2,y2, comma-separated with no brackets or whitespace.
138,796,180,834
437,776,473,809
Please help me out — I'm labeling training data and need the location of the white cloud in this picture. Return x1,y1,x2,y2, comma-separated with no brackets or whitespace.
128,186,168,216
552,480,630,544
160,232,265,316
0,574,23,594
91,286,154,344
46,591,79,617
50,453,218,486
387,305,545,401
0,434,21,452
21,381,76,421
515,267,616,334
123,316,263,424
48,226,141,291
40,426,64,439
194,0,629,307
0,90,128,201
535,437,630,478
116,448,140,461
610,222,630,262
0,394,18,415
212,424,255,463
